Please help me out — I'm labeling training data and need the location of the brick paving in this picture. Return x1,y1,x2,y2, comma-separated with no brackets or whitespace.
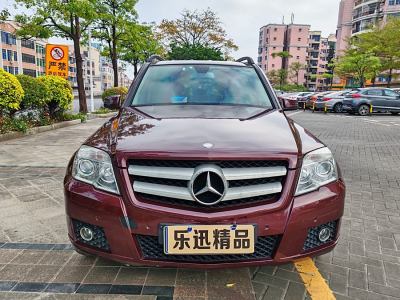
0,112,399,299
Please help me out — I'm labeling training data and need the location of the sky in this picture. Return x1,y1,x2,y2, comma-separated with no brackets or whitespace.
1,0,342,77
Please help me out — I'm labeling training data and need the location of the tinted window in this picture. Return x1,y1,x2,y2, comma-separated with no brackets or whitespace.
132,65,273,108
384,89,398,97
366,89,383,96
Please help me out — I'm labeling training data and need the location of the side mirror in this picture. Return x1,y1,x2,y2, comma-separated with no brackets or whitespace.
104,95,122,110
281,99,298,111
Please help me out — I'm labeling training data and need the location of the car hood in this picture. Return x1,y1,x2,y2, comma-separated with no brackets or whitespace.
84,106,324,169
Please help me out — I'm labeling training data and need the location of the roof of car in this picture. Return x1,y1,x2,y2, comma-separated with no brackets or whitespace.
153,60,249,67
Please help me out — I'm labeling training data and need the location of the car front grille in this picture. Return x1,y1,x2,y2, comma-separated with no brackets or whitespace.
136,234,281,263
127,159,288,208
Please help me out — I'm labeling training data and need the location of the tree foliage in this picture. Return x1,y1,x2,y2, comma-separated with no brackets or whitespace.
334,48,381,87
289,62,305,85
267,69,288,89
120,24,163,76
168,44,224,61
352,18,400,87
16,74,50,109
0,69,24,114
38,76,73,116
92,0,138,86
158,8,238,59
14,0,98,113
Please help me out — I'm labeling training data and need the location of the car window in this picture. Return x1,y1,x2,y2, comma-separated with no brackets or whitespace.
366,89,383,96
131,65,273,108
384,89,398,97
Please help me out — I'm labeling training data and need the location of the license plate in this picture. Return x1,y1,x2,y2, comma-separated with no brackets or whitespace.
163,224,255,255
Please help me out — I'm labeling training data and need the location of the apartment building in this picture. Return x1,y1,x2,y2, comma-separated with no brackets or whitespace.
0,21,47,77
336,0,400,53
258,23,310,85
100,57,114,90
305,32,337,90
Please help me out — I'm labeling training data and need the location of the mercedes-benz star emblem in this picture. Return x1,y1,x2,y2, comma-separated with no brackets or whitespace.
189,165,228,206
202,142,214,149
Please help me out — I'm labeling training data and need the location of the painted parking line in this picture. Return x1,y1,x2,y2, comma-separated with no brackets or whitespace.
286,110,303,117
294,257,335,300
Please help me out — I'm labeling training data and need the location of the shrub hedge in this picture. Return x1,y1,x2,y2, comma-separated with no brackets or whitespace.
0,69,24,113
16,74,50,109
38,75,73,114
102,86,128,103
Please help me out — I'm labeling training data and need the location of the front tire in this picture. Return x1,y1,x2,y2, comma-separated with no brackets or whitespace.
358,104,370,116
390,112,399,115
333,103,343,113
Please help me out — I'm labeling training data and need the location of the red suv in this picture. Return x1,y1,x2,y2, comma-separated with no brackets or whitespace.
64,57,345,268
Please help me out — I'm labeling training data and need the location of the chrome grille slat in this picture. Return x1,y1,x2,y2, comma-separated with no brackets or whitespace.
128,166,286,181
133,181,282,202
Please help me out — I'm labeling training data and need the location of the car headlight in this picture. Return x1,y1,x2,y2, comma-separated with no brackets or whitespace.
295,147,338,196
72,145,119,194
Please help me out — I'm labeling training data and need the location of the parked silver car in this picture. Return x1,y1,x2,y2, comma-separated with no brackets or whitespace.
314,90,351,113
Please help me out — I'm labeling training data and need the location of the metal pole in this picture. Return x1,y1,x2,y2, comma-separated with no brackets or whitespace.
88,25,94,113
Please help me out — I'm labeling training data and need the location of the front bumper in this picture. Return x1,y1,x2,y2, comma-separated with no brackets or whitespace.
64,178,345,268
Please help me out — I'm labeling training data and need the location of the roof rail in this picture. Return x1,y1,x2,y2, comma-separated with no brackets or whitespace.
146,55,163,64
236,57,255,65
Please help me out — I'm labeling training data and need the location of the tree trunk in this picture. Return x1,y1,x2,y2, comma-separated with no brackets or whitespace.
133,60,139,77
73,19,87,114
387,68,393,88
111,25,118,87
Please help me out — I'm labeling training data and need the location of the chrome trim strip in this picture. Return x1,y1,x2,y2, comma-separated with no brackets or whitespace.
223,182,282,201
133,181,282,203
222,167,287,180
128,166,194,180
133,181,194,201
129,165,287,181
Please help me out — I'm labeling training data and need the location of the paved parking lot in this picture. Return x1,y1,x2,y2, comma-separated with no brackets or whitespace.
0,111,399,299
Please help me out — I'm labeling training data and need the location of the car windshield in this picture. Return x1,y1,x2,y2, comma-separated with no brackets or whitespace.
131,64,273,108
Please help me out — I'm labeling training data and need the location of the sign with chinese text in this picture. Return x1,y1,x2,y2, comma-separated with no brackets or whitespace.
45,44,68,78
163,224,255,254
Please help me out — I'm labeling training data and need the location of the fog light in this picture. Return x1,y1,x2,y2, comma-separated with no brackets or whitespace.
318,227,331,242
80,227,94,241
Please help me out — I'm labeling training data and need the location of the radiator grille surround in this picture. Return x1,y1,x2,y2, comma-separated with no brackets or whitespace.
128,159,288,208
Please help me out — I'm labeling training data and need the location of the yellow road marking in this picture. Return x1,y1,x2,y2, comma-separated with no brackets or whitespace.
294,257,335,300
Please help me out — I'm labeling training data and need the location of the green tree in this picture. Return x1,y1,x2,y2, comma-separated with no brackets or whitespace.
0,69,24,115
92,0,138,86
14,0,97,113
334,49,381,87
354,18,400,87
16,75,50,109
276,69,288,90
38,76,73,117
120,24,163,76
289,62,305,85
158,8,238,59
168,44,223,61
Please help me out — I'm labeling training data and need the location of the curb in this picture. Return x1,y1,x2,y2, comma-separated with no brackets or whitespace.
0,119,82,143
87,112,117,119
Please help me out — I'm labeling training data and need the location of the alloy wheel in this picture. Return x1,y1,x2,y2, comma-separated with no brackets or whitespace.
358,104,369,116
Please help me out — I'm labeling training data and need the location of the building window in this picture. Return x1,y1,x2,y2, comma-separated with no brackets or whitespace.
298,38,301,42
388,0,399,4
272,64,275,68
7,50,12,61
273,37,277,41
297,47,300,51
23,68,37,77
296,56,300,59
273,47,276,50
13,51,17,61
22,53,36,64
21,39,35,49
2,49,6,60
274,28,277,32
1,31,16,45
299,28,302,32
